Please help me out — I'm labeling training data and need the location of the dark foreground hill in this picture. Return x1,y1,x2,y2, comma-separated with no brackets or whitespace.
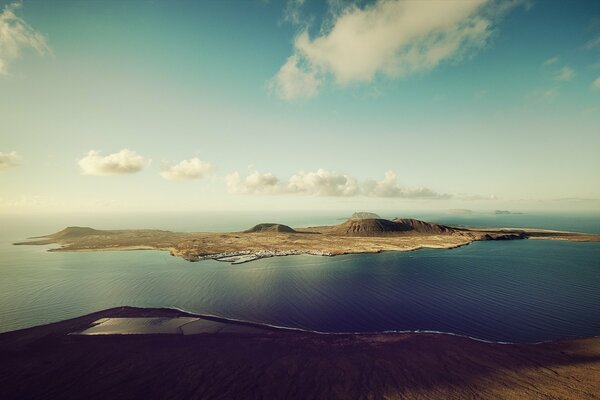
0,307,599,400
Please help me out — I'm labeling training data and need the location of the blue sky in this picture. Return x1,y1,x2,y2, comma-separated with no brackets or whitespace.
0,0,599,213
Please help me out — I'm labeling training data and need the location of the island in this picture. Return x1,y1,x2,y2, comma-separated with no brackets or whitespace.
1,306,599,399
14,214,600,264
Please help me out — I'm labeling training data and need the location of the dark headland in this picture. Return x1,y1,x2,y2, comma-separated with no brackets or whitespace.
0,307,599,400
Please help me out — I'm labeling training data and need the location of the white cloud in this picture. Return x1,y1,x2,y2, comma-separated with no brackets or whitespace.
227,168,447,199
272,0,520,99
160,158,213,181
0,2,50,75
554,66,574,81
363,170,450,199
591,76,600,91
269,54,320,101
543,56,559,66
226,170,280,194
287,169,360,196
78,149,147,176
0,150,19,171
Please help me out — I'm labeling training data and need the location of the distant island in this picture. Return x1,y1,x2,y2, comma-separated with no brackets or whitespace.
15,215,600,264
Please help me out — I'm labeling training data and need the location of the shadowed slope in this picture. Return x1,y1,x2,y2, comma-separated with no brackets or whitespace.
0,307,599,400
330,218,412,236
392,218,454,234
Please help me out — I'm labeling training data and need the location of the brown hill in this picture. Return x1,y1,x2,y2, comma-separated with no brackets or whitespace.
244,223,297,233
330,218,412,236
392,218,454,234
48,227,104,239
327,218,456,236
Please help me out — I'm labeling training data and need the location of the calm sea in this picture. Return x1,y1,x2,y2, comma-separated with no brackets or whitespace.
1,211,599,342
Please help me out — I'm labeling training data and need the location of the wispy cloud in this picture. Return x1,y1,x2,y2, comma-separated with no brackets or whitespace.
160,158,213,181
543,56,559,65
585,35,600,50
0,150,20,171
272,0,523,100
78,149,147,176
591,76,600,90
459,194,498,201
283,0,306,25
0,2,50,75
227,169,449,199
362,171,450,199
554,66,575,81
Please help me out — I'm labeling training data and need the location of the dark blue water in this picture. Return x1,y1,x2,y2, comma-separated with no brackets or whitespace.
1,212,599,342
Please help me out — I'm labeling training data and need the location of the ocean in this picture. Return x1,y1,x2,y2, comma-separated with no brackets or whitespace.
1,211,599,342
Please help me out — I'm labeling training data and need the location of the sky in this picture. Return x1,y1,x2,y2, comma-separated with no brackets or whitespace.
1,0,599,214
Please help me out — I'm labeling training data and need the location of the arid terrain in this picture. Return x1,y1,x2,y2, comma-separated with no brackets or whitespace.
15,217,600,264
0,306,599,400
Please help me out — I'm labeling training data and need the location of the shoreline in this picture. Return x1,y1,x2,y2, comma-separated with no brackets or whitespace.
2,306,599,399
13,218,600,264
19,234,600,265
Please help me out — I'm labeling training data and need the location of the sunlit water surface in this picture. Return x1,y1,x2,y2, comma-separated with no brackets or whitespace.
1,211,599,342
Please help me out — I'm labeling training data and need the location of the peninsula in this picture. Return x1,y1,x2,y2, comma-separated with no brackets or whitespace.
14,215,600,264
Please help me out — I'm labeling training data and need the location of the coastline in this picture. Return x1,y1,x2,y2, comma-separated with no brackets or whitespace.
18,230,600,264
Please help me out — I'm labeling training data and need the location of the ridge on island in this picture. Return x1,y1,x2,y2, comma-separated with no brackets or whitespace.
14,215,600,264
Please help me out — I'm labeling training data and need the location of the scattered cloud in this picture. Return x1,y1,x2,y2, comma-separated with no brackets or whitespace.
543,56,559,65
287,169,360,196
0,2,50,75
160,158,213,181
226,170,280,194
272,0,523,99
78,149,147,176
0,151,20,171
227,169,448,199
585,35,600,50
362,170,450,199
554,66,575,81
591,76,600,90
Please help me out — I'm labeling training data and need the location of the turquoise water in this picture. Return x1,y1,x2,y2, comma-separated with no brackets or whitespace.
1,212,599,342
